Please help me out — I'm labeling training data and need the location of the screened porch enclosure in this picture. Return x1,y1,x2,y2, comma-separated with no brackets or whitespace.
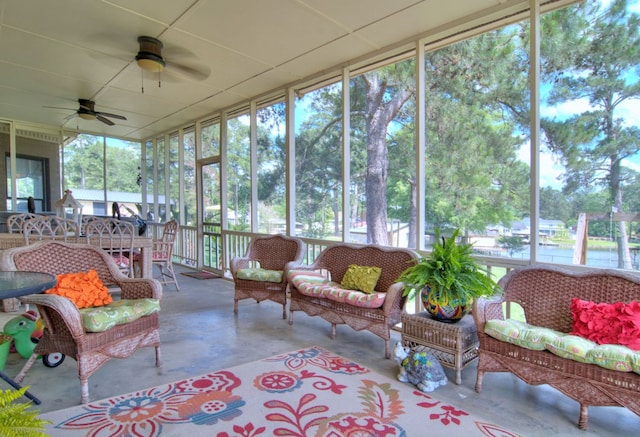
5,0,640,280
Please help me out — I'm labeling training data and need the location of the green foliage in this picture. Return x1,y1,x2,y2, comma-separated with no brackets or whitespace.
0,387,50,437
497,235,526,256
398,228,500,304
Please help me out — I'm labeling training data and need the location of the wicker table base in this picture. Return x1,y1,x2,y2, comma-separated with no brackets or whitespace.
401,312,479,384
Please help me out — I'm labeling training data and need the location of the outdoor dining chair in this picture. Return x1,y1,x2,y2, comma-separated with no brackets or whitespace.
84,217,136,277
133,219,180,290
22,215,80,244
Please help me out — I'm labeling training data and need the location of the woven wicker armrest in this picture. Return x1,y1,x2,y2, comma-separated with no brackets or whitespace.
19,293,85,337
382,282,406,314
472,294,505,331
230,256,251,277
118,278,163,300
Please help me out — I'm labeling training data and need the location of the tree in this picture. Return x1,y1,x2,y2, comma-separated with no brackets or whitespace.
356,64,415,245
540,0,640,268
422,26,530,237
497,235,527,257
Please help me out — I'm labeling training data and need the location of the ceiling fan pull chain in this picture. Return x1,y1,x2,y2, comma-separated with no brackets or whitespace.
141,69,145,94
158,71,161,89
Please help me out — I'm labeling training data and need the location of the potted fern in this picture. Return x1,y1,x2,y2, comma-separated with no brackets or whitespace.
0,387,50,437
398,228,500,322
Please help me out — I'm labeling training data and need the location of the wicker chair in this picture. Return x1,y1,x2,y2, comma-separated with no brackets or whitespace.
0,240,163,404
6,213,39,233
230,234,305,319
84,217,136,277
22,215,80,244
133,219,180,291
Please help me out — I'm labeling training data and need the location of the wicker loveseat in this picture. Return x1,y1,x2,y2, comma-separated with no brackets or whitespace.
473,264,640,430
0,240,163,404
287,243,418,358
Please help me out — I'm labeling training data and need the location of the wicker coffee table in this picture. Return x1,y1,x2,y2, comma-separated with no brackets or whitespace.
401,312,479,384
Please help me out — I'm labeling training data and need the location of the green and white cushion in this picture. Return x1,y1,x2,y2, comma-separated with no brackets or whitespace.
79,298,160,333
236,267,283,283
587,344,635,372
545,335,595,363
485,318,640,373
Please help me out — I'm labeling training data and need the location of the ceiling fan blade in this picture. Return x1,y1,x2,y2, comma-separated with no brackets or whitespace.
63,113,78,121
96,111,127,120
43,105,75,111
96,115,115,126
166,61,210,81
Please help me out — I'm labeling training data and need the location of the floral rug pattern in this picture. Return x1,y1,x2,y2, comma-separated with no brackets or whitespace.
41,346,522,436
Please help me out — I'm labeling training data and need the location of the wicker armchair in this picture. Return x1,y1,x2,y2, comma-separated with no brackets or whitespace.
0,240,163,404
231,234,305,319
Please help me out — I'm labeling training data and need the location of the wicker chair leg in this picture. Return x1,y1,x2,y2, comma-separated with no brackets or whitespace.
80,378,90,404
281,303,286,320
14,353,38,384
288,311,294,325
384,340,390,359
578,404,589,430
155,346,162,367
331,324,336,339
475,370,484,393
234,299,239,315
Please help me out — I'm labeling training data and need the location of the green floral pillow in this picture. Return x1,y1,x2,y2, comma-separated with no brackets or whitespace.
237,268,283,283
340,265,382,294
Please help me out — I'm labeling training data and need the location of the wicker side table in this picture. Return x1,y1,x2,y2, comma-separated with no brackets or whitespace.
401,312,479,384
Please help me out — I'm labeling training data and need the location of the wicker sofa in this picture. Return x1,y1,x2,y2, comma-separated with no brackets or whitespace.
473,264,640,430
287,243,418,358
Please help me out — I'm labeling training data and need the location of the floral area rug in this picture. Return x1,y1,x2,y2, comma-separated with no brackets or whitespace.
40,345,522,436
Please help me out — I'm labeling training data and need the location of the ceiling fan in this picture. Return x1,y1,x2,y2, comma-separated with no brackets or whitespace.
135,36,210,82
46,99,127,126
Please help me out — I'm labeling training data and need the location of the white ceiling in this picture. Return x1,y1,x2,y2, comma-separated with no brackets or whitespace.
0,0,535,140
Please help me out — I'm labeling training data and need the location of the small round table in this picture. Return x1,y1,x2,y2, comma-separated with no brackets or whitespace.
0,271,56,405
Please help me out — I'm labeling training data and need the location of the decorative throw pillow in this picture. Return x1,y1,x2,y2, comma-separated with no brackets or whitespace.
571,298,640,350
340,265,382,294
46,270,112,309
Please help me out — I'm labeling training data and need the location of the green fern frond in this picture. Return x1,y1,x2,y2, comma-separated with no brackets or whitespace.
0,387,51,437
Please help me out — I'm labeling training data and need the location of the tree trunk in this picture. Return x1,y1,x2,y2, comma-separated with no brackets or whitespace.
363,73,412,245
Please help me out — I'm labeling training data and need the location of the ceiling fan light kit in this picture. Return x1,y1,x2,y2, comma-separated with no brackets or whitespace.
136,36,166,72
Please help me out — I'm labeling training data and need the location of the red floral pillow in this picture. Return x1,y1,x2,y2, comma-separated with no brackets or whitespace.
570,298,640,350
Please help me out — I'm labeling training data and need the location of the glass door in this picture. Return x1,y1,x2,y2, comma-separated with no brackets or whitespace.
201,160,222,272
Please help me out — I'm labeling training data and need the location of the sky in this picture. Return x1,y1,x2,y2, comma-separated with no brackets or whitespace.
519,0,640,190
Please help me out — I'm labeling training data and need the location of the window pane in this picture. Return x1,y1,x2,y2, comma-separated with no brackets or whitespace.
169,133,179,220
350,58,416,247
201,121,220,157
105,137,141,218
156,137,166,220
257,101,286,233
144,140,154,221
423,23,530,253
295,82,343,240
63,134,105,216
226,114,251,230
183,129,196,225
539,0,640,269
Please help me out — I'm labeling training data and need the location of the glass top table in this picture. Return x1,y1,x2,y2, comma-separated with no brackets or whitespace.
0,270,56,405
0,271,57,300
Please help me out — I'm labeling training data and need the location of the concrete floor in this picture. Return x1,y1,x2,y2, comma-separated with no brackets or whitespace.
1,265,638,436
